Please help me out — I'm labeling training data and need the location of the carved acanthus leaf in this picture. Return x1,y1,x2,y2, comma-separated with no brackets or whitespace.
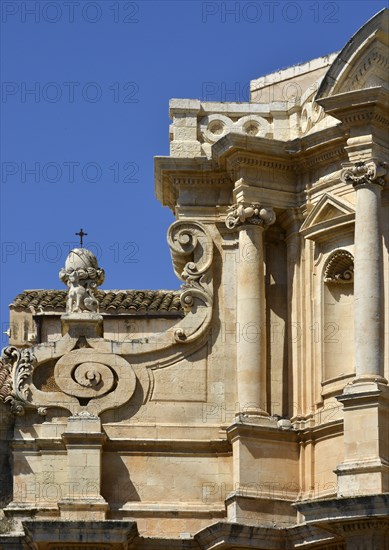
0,346,39,415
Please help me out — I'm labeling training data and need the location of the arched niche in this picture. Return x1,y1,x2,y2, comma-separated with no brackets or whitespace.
322,249,354,382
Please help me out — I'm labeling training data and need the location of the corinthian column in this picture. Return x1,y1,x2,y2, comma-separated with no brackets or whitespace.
226,203,276,416
342,160,387,383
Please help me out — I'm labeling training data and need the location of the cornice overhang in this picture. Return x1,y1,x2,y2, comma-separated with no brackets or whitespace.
212,127,348,176
194,520,343,549
294,494,389,525
155,126,350,212
154,155,231,211
211,132,293,168
316,87,389,129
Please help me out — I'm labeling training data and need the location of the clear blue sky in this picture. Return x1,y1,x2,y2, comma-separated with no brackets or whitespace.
1,0,387,341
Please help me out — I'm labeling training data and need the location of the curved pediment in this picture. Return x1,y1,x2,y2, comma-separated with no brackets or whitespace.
316,8,389,99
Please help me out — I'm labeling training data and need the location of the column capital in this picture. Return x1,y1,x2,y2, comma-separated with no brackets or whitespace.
341,159,387,190
225,202,276,230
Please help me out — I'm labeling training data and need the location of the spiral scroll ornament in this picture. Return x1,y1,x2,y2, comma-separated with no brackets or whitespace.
341,161,386,189
54,349,128,400
167,221,214,342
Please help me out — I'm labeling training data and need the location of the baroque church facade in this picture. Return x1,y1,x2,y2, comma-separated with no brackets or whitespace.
0,9,388,549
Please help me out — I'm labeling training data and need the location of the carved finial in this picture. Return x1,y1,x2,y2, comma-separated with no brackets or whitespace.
341,160,386,189
225,203,276,229
59,248,105,313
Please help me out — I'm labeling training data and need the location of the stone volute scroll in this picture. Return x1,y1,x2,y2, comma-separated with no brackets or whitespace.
167,221,214,343
341,159,387,189
0,247,138,418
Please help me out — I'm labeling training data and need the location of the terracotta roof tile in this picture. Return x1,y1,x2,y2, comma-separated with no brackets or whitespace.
11,290,183,314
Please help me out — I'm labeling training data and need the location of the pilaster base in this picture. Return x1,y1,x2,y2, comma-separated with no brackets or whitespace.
226,492,296,527
336,382,389,497
226,417,299,527
22,520,138,550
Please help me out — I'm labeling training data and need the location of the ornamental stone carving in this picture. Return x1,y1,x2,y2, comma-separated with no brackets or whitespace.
225,203,276,229
51,349,137,414
199,114,271,144
0,346,40,415
1,345,137,417
323,250,354,284
59,248,105,313
341,160,387,188
167,221,213,342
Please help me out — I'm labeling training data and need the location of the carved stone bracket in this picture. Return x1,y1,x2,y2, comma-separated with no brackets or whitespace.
167,221,213,343
341,160,387,188
323,250,354,284
225,203,276,229
0,346,41,416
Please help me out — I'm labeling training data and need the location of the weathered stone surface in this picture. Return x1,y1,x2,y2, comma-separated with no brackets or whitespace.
1,8,388,550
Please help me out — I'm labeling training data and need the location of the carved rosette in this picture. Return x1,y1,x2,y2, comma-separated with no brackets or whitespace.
167,221,213,342
0,346,40,415
341,160,386,189
324,250,354,284
225,203,276,229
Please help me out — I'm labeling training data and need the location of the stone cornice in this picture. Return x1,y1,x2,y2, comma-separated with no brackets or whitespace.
211,132,293,169
316,87,389,129
294,494,389,525
226,418,298,444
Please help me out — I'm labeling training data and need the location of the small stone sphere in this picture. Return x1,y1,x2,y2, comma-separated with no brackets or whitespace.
65,248,99,271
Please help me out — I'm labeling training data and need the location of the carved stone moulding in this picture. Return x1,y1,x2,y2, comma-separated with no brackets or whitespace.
323,250,354,284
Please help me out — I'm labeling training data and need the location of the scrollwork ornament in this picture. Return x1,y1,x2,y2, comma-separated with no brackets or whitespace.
167,221,214,342
0,346,40,415
341,160,387,189
225,203,276,229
